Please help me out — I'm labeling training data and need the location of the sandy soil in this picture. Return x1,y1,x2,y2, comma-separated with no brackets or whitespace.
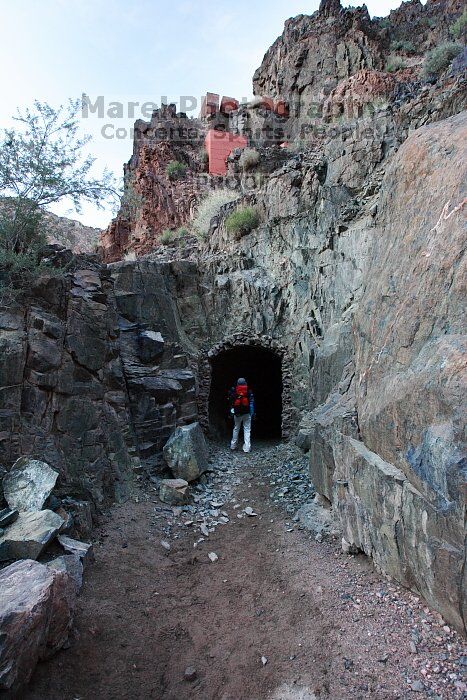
21,444,466,700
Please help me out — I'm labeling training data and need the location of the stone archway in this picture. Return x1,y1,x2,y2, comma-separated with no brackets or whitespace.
198,333,294,439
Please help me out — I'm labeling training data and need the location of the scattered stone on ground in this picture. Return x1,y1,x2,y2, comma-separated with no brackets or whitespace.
0,559,77,693
183,666,197,682
22,442,467,700
3,457,59,512
0,509,63,561
163,422,209,482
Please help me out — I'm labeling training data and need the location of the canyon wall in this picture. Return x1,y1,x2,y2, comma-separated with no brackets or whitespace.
0,0,465,630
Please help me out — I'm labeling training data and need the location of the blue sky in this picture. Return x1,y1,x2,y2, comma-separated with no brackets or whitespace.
0,0,417,227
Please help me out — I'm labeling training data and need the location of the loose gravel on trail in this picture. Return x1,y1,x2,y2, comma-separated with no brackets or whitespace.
23,442,466,700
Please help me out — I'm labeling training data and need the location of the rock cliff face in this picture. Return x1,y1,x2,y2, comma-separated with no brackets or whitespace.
0,1,465,631
100,105,206,262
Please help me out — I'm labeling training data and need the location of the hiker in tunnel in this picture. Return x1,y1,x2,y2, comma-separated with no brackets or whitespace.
229,378,255,453
209,345,283,442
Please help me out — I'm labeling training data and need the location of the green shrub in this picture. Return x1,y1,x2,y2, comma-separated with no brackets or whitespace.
192,189,238,239
160,229,176,245
225,207,259,236
166,160,187,181
239,148,260,170
0,206,56,303
422,42,462,77
450,9,467,40
386,55,407,72
160,226,190,245
390,40,417,54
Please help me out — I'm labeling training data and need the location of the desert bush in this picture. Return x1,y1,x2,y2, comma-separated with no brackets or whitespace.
239,148,260,170
386,55,407,72
422,42,462,77
450,9,467,40
160,226,190,246
123,250,137,261
225,207,259,236
160,229,176,245
390,39,416,54
166,160,187,181
192,189,238,239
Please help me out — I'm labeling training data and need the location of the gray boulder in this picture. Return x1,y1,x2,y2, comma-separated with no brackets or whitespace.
0,559,77,693
3,457,59,512
0,510,63,561
57,535,94,569
159,478,190,505
163,422,208,482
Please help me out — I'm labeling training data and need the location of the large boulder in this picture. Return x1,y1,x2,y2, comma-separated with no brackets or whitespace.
163,422,208,482
0,559,77,693
0,510,63,561
3,457,58,512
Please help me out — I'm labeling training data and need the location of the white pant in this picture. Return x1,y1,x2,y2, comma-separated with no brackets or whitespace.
231,414,252,452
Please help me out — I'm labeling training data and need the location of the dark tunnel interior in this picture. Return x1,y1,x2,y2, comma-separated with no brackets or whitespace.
208,346,283,441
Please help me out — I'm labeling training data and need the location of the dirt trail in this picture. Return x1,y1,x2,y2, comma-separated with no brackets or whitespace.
22,444,466,700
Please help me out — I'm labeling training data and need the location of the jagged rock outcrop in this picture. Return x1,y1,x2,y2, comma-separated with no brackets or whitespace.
101,105,206,262
252,0,384,128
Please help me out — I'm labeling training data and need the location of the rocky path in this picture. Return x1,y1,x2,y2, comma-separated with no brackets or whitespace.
23,443,466,700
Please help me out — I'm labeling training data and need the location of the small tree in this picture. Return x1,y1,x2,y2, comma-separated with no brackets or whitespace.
0,99,116,301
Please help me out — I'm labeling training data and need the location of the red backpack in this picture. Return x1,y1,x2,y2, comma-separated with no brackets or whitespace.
233,384,250,415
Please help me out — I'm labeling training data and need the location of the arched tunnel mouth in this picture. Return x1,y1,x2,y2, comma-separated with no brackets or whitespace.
208,345,283,442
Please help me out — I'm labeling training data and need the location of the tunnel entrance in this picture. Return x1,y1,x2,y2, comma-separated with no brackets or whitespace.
209,345,283,441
